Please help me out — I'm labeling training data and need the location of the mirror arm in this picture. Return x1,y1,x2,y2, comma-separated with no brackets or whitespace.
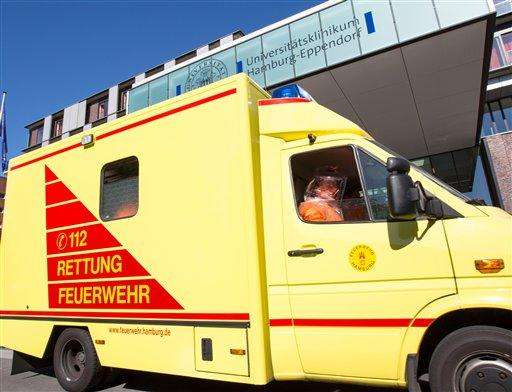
413,181,444,220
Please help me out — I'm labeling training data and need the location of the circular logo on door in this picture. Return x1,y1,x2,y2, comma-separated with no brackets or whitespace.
348,244,376,272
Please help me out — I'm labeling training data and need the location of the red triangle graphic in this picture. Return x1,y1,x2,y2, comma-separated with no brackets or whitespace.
45,166,58,183
44,165,183,310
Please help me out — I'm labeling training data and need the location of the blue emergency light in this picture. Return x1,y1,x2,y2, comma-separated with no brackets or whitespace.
271,84,313,101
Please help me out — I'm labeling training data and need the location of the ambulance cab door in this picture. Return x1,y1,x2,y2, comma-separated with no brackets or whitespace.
280,141,455,380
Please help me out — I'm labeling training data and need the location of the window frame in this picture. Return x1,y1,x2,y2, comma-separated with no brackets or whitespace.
354,147,392,222
87,96,109,124
288,144,378,225
99,156,139,222
28,125,44,147
51,117,63,139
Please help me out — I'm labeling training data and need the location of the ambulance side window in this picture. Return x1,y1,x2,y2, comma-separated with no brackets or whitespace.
291,146,370,223
100,156,139,221
357,150,389,220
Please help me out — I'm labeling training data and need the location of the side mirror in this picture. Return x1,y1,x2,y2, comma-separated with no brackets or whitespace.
386,157,417,220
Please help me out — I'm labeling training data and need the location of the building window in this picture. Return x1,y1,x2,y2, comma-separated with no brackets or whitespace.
482,98,512,136
290,146,370,223
87,97,109,124
119,89,129,112
490,29,512,71
145,64,164,78
51,117,63,139
501,32,512,65
28,125,44,146
100,156,139,221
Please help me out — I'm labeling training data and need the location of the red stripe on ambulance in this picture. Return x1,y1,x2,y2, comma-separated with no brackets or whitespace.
11,89,237,171
0,309,249,322
47,249,150,281
269,318,435,328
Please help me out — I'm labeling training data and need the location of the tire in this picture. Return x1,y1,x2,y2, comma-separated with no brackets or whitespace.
429,325,512,392
53,328,104,392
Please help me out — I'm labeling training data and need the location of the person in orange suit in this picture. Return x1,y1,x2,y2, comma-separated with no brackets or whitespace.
113,202,138,219
298,167,346,222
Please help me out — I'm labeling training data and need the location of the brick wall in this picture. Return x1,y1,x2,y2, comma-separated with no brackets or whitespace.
483,132,512,213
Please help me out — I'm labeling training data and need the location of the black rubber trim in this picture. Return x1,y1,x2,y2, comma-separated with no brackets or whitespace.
0,315,250,328
406,354,422,392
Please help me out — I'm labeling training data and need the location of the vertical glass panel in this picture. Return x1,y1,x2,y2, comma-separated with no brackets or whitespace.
490,37,505,71
452,148,477,193
463,155,492,205
236,37,266,87
289,14,326,77
211,48,237,81
480,104,494,137
185,57,213,93
149,76,168,106
359,150,389,220
353,0,398,54
430,153,458,188
391,0,439,42
489,101,507,133
434,0,489,28
500,97,512,132
128,84,149,113
261,26,295,86
319,1,361,66
169,66,189,98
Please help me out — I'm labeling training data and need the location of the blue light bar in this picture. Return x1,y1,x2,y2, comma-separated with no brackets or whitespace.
271,84,313,101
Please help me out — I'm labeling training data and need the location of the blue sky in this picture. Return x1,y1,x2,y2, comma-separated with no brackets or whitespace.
0,0,322,158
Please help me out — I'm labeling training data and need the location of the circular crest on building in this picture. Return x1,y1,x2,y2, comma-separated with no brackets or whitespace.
185,59,229,92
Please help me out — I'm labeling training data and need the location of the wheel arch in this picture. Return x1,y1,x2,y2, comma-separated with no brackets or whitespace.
11,324,90,375
415,307,512,377
42,324,89,359
397,293,512,383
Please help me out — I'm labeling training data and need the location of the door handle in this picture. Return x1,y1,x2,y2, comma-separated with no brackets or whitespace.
287,248,324,257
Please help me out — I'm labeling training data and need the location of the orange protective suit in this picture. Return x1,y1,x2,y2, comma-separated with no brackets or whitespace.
298,170,345,222
299,199,343,222
113,202,138,219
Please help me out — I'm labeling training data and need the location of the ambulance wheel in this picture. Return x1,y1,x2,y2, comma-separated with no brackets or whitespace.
53,328,103,392
429,326,512,392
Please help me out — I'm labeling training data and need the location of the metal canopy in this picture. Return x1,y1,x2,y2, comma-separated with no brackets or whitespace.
296,18,493,160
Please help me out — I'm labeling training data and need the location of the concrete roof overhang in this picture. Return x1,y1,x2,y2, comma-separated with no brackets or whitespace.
291,15,495,160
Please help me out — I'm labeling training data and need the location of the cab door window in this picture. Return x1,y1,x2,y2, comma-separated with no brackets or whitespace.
358,150,389,220
290,146,370,223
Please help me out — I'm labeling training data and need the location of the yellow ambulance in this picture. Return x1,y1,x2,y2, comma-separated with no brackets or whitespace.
0,74,511,392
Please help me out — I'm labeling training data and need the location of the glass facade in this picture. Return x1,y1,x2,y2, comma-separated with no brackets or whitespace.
411,147,477,194
128,0,491,113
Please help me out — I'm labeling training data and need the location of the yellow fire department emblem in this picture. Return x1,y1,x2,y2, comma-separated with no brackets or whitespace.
349,244,376,272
